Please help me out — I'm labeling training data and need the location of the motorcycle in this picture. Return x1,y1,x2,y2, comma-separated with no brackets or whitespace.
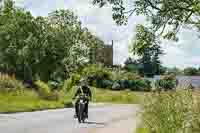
75,94,88,123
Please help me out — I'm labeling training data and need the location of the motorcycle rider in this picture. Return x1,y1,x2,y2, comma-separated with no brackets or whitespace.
73,78,92,118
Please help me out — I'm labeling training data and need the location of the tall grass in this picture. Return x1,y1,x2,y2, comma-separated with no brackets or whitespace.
0,90,66,113
140,90,200,133
92,87,142,104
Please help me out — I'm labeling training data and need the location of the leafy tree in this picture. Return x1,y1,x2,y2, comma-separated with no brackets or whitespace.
183,67,199,76
93,0,200,40
166,67,183,75
130,25,163,77
124,57,139,73
0,0,105,82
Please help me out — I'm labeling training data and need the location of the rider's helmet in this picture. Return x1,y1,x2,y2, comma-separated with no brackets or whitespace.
79,77,88,86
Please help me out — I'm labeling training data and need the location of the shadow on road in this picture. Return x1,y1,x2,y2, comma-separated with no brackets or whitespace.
84,121,106,126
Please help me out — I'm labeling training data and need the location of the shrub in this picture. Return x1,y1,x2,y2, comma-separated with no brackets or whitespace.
135,79,151,91
155,74,176,91
45,90,61,101
48,80,63,90
62,73,81,91
117,79,151,91
35,80,51,98
98,79,113,89
0,73,25,93
155,79,176,91
71,73,81,85
81,64,112,81
112,71,140,81
111,82,121,90
62,79,73,91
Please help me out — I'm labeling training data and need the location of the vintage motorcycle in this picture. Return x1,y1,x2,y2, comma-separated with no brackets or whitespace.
75,94,88,123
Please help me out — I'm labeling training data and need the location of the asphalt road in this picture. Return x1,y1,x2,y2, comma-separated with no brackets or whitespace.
0,104,140,133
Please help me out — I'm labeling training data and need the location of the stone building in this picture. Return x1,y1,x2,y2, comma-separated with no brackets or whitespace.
89,40,114,66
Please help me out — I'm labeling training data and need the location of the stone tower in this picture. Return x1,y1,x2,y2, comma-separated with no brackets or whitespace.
89,40,113,66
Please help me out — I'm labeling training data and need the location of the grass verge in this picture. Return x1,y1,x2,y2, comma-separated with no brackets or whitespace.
92,87,143,104
135,127,150,133
0,87,143,113
0,90,72,113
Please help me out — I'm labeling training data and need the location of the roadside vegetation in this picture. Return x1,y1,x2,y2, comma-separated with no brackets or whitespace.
136,74,200,133
136,89,200,133
0,64,145,113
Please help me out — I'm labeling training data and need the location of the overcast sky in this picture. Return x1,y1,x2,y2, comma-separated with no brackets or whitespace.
15,0,200,68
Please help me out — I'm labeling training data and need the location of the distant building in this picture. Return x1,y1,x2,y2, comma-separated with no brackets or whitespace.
89,40,113,66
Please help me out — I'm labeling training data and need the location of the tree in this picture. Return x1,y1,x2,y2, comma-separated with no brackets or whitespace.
124,57,139,73
93,0,200,40
166,67,183,75
183,67,199,76
130,25,163,77
0,0,105,82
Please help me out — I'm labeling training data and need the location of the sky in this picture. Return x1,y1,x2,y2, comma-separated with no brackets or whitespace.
15,0,200,68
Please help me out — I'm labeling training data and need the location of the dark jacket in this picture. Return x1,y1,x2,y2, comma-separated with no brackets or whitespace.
74,85,92,99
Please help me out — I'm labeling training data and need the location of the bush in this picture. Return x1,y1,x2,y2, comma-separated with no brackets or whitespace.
45,90,61,101
62,73,81,91
98,79,113,89
155,74,176,91
62,79,73,91
81,64,112,81
71,73,81,85
0,74,25,93
35,80,51,98
111,82,121,90
48,80,63,90
112,71,140,81
117,79,151,91
135,79,151,91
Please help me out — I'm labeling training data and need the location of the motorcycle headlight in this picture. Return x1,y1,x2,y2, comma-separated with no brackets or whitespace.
80,99,84,103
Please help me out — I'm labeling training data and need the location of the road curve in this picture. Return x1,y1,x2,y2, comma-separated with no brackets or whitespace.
0,104,140,133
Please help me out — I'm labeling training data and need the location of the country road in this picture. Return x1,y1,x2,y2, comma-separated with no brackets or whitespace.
0,104,140,133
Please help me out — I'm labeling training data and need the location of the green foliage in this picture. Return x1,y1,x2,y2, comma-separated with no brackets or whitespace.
0,89,73,113
35,80,51,98
125,79,151,91
79,64,151,91
111,82,121,90
63,79,73,92
99,79,113,89
62,73,81,91
141,90,200,133
0,74,25,93
93,0,200,40
136,127,150,133
81,64,112,80
166,67,183,75
184,67,199,76
113,71,140,81
48,80,62,90
130,25,163,77
92,87,142,104
155,74,177,91
71,73,81,85
0,1,105,82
